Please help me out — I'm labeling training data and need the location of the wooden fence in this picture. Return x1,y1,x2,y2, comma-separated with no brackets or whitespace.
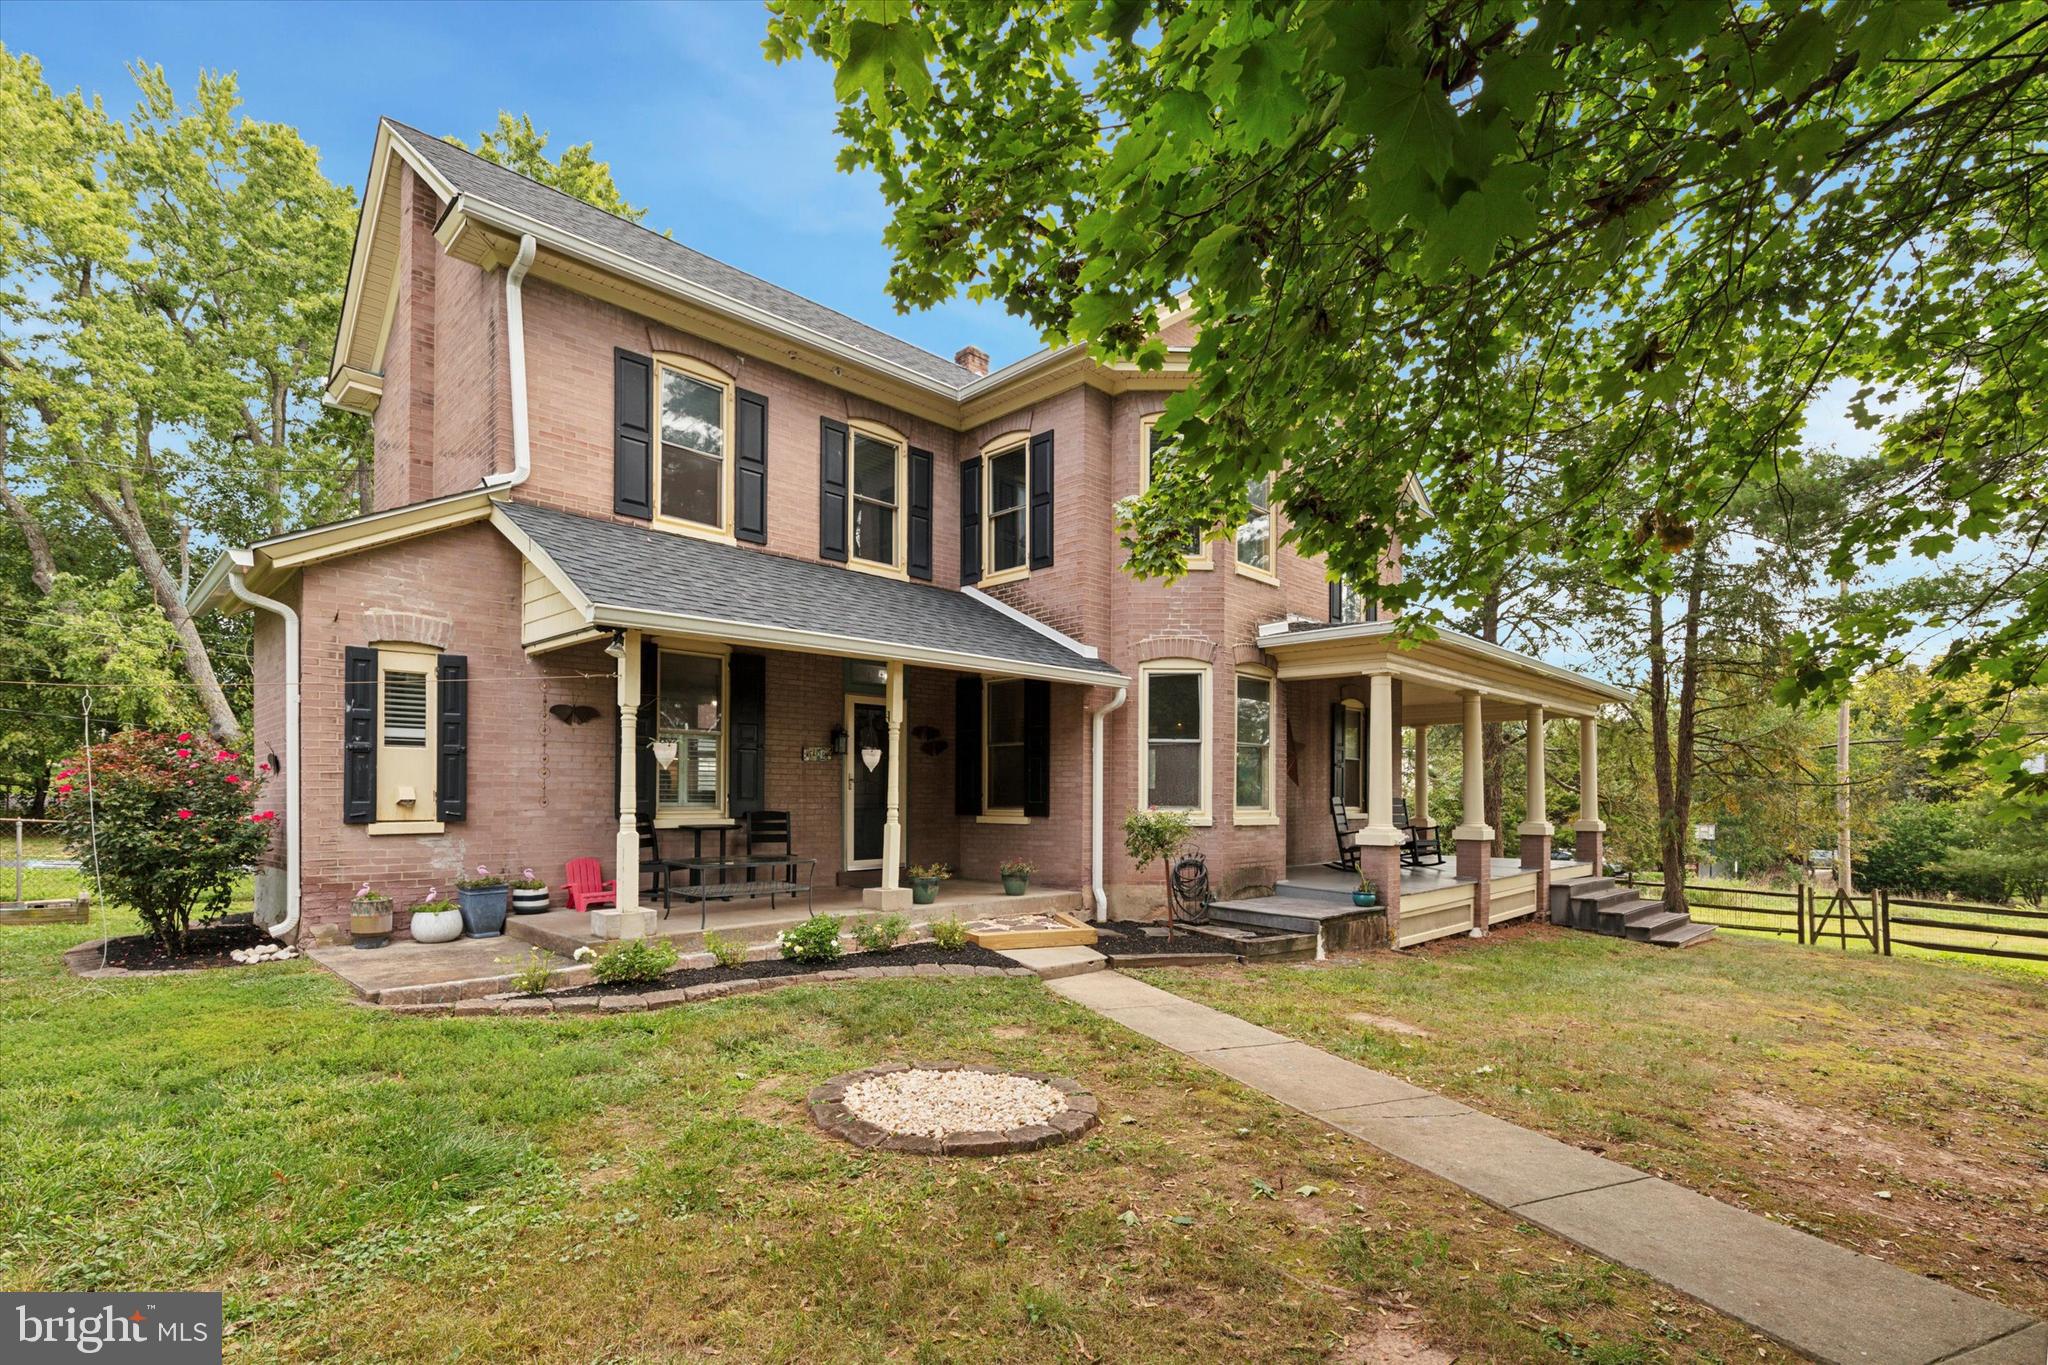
1621,874,2048,967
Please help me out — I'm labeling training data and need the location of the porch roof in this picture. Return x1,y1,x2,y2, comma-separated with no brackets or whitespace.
496,501,1125,687
1256,618,1630,721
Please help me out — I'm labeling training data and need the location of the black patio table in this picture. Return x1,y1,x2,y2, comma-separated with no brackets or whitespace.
659,854,815,928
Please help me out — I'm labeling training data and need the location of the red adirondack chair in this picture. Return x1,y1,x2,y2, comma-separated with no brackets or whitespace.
564,857,617,912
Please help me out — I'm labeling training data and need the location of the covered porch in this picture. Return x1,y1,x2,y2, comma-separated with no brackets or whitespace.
1258,618,1628,949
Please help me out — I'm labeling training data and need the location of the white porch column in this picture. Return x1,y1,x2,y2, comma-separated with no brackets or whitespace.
1519,704,1552,837
597,630,652,940
1575,715,1605,869
1413,725,1430,823
1454,690,1493,843
865,660,912,910
1365,672,1397,835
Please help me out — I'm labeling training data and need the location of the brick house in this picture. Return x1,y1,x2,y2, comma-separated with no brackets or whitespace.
194,119,1626,948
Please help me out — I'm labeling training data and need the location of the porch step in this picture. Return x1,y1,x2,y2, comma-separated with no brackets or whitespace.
1270,878,1365,907
1622,909,1691,940
996,945,1107,980
1649,921,1718,948
1211,896,1353,935
1554,877,1718,950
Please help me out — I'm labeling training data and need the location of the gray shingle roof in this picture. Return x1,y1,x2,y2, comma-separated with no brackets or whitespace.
497,501,1118,680
386,120,978,391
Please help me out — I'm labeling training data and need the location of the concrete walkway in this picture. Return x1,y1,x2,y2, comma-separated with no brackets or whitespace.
1049,972,2046,1365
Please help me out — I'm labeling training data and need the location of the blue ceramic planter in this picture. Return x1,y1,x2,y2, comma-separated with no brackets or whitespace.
458,885,509,938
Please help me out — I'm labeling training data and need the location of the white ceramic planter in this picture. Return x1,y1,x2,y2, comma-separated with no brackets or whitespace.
410,907,463,944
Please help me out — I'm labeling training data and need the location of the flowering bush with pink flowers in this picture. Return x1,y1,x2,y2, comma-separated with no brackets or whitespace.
50,730,275,950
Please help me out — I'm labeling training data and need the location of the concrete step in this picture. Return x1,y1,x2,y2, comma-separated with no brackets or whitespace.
996,945,1106,979
1624,909,1692,940
1211,896,1344,935
1650,921,1717,949
1270,878,1362,907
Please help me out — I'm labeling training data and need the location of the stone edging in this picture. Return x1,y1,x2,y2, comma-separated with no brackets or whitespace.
376,962,1040,1016
808,1061,1101,1156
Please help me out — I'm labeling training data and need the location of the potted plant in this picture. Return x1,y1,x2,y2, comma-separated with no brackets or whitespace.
350,883,393,949
510,867,550,915
409,891,462,945
998,858,1034,896
456,865,509,938
908,861,951,906
1352,874,1380,909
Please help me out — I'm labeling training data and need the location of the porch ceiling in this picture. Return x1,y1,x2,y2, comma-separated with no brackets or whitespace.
495,500,1126,688
1258,619,1629,721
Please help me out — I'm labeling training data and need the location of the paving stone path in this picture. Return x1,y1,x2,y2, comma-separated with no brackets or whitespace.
1049,971,2046,1365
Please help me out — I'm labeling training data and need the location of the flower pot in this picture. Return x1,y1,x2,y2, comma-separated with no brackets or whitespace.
457,885,509,938
410,907,462,944
911,877,940,906
511,886,551,915
1351,890,1379,908
350,898,393,949
1001,875,1029,896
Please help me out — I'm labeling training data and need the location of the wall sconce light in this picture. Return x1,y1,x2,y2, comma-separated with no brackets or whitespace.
829,724,849,757
603,630,626,660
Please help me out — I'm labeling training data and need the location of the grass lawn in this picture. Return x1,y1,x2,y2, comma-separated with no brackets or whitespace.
0,913,1793,1363
1141,922,2048,1322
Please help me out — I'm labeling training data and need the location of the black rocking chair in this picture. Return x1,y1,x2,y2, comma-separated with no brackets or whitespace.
1392,798,1445,867
1326,796,1362,874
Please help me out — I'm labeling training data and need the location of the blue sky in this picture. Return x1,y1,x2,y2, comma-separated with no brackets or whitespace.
3,0,1046,368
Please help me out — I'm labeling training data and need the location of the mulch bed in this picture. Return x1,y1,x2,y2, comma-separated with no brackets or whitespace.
551,940,1016,998
1093,920,1246,955
92,917,270,972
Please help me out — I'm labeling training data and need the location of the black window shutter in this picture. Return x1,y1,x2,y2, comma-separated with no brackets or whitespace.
636,640,658,820
614,349,654,519
728,651,765,815
907,446,934,581
959,459,982,585
436,653,469,822
1022,678,1052,818
343,646,377,823
1329,579,1343,623
954,674,983,815
1028,431,1055,570
1329,701,1345,806
819,418,849,561
735,388,768,544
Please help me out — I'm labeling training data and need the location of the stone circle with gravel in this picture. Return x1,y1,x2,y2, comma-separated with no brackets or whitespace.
809,1062,1099,1156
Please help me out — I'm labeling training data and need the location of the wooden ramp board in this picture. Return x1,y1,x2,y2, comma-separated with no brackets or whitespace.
965,910,1098,950
1,898,91,926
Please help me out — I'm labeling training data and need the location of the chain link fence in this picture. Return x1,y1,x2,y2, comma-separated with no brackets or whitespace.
1,818,91,923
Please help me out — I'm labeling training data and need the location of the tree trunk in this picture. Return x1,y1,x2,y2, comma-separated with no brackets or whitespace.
0,421,58,596
85,475,243,743
1647,551,1706,917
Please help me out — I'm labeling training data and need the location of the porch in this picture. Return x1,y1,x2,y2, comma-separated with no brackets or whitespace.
1255,859,1599,949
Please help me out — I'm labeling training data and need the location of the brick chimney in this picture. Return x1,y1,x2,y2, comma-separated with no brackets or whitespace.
953,345,990,377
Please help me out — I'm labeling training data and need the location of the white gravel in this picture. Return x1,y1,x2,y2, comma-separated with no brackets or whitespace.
842,1068,1069,1138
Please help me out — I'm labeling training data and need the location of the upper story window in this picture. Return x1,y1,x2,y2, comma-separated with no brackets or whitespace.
1236,476,1274,579
983,436,1030,582
657,358,733,534
849,423,906,571
1139,413,1207,565
655,648,725,817
1334,577,1380,624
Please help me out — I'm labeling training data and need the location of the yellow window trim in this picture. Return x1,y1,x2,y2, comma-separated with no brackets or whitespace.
373,642,441,825
976,811,1031,825
1138,412,1211,568
845,417,910,576
1137,658,1213,819
653,645,730,822
368,820,446,837
979,430,1033,585
1233,476,1279,583
651,353,736,542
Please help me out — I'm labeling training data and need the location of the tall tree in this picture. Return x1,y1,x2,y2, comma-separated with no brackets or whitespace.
451,112,650,224
0,52,361,740
767,0,2048,803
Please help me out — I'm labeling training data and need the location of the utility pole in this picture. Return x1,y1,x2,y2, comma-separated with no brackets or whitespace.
1836,581,1853,896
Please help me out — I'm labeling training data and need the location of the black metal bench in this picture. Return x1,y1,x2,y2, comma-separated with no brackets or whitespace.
663,855,816,928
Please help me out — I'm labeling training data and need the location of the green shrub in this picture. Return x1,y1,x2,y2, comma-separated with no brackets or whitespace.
702,929,751,968
852,913,909,953
928,915,969,950
504,948,558,996
586,938,678,985
775,913,843,963
50,729,273,951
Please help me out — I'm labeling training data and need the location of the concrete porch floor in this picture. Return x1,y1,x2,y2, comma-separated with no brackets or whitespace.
309,880,1088,1004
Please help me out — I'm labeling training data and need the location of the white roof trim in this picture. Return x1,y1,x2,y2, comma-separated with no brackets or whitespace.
1256,618,1632,703
961,587,1100,659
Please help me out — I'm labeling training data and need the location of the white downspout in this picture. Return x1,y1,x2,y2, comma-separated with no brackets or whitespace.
481,233,538,491
226,558,301,942
1089,686,1128,922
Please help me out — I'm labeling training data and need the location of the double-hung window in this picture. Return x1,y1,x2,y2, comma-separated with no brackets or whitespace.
984,679,1027,813
1234,673,1274,815
657,360,731,532
1142,664,1209,815
1139,413,1207,563
985,441,1029,578
1236,476,1274,578
1338,702,1366,811
655,649,725,817
850,427,904,570
1335,577,1379,624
